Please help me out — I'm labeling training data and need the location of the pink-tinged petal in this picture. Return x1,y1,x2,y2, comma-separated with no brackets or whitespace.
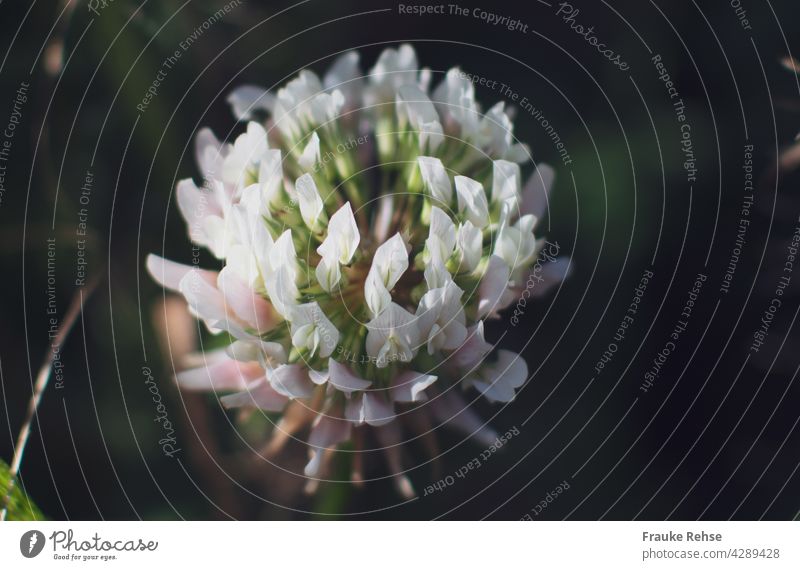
304,414,352,477
268,364,315,399
176,178,222,229
374,422,415,499
225,339,287,366
220,378,288,412
450,321,492,371
520,164,555,221
525,257,571,299
345,392,395,426
328,359,371,393
391,370,438,403
194,128,229,180
429,390,498,447
178,269,227,327
477,255,510,319
217,266,275,333
362,392,395,426
308,368,329,385
176,358,263,392
146,254,196,292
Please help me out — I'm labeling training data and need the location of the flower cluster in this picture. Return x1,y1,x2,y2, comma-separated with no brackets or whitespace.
147,44,569,494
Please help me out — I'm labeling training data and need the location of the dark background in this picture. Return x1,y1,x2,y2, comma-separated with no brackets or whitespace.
1,0,799,520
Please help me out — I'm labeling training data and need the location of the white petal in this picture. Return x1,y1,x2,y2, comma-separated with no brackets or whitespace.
455,221,483,273
306,90,345,126
258,149,284,207
396,85,444,152
454,175,489,228
226,339,287,366
428,206,456,259
472,349,528,403
194,128,228,180
417,156,452,204
362,392,395,425
521,164,555,221
416,281,466,353
370,44,419,91
494,215,537,271
317,201,360,264
424,257,451,290
269,230,299,279
371,233,409,290
295,173,324,229
364,270,392,317
220,379,288,412
289,302,339,358
217,266,274,333
176,355,262,392
268,364,315,399
298,131,321,171
365,303,420,368
323,51,363,105
492,159,521,209
264,265,299,318
176,178,223,249
315,256,341,292
345,392,394,426
480,102,514,156
222,122,268,186
451,321,492,371
226,85,275,120
432,67,480,136
177,269,227,328
391,370,437,403
477,256,511,319
146,254,194,292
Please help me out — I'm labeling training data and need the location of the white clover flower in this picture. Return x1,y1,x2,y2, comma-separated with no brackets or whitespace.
148,44,569,494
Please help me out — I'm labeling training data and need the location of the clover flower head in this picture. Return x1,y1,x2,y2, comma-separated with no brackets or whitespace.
148,44,569,494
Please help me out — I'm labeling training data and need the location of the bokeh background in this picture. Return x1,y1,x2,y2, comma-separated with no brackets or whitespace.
1,0,800,520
